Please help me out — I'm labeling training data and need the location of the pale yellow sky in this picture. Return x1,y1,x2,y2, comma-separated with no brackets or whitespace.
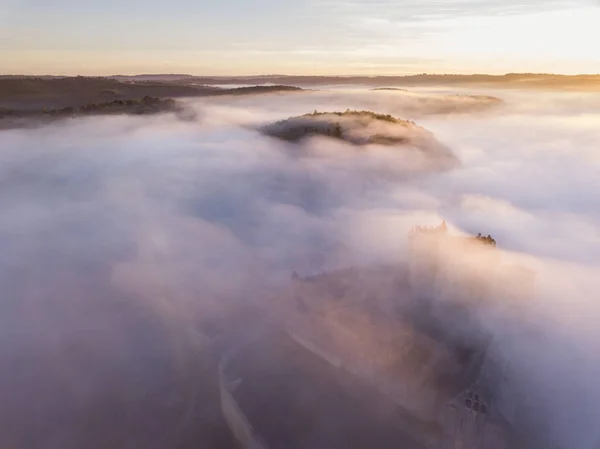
1,1,599,75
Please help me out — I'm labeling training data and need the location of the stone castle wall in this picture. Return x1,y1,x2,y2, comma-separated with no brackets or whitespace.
406,224,532,449
216,221,523,449
287,322,509,449
287,323,440,419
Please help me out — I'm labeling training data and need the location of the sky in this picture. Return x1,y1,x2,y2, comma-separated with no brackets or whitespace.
1,0,599,75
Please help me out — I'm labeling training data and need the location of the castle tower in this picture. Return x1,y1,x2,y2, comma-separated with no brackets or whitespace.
408,221,501,342
408,221,448,304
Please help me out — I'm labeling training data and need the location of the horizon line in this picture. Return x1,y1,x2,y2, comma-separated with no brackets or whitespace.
3,72,600,78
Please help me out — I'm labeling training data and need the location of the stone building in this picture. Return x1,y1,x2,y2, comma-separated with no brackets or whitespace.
440,385,507,449
285,221,537,448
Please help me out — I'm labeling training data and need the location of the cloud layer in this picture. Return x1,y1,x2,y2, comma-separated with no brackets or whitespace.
1,86,599,448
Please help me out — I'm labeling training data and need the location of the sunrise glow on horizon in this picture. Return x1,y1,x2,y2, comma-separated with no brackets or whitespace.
1,0,599,75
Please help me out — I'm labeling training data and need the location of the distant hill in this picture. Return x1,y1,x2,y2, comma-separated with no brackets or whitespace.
215,85,303,95
0,96,181,118
263,110,416,144
0,96,196,130
0,77,305,111
369,91,503,116
0,78,306,129
5,73,600,91
156,73,600,91
109,74,195,82
372,87,408,91
261,110,460,170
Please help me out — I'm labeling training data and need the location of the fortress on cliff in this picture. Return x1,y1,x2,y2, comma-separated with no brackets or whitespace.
286,221,537,449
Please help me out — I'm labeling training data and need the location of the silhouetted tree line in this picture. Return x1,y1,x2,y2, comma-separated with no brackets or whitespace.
476,233,497,246
0,96,178,119
303,109,414,125
265,110,421,143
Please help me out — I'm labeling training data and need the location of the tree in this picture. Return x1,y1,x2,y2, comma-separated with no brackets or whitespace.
333,123,343,138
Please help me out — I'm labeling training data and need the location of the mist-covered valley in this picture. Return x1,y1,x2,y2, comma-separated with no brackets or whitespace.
1,86,599,449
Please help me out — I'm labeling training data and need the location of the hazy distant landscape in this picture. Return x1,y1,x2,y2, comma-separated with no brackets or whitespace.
0,77,302,116
76,73,600,90
3,73,599,110
0,77,308,129
0,75,512,130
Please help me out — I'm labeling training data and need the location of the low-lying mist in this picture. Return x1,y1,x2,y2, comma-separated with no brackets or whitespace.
1,86,599,449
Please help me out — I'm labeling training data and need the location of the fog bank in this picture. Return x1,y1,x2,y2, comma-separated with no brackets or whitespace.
1,87,599,449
